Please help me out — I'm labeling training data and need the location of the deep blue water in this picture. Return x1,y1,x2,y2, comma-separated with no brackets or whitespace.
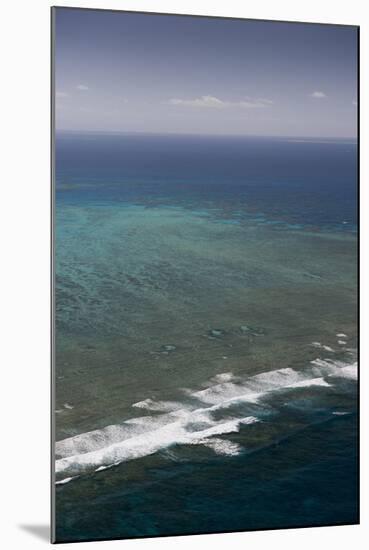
56,413,358,541
56,132,357,230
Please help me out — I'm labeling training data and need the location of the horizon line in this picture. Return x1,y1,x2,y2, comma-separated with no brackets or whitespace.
55,129,358,142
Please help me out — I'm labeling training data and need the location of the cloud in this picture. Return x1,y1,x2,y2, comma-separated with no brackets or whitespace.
310,91,327,98
56,91,69,98
76,84,89,91
240,97,274,108
168,95,273,109
169,95,225,108
352,99,357,106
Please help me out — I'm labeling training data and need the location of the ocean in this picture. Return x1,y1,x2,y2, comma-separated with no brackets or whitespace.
53,132,358,542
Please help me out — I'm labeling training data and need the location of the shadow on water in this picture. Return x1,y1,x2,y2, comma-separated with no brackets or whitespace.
19,524,50,542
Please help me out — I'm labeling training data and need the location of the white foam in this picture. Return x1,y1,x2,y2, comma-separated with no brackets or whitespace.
55,476,77,485
336,364,357,380
338,340,347,345
337,333,348,338
310,342,334,352
191,367,306,406
310,359,357,381
55,355,357,482
55,414,259,479
199,438,242,456
132,398,182,412
95,464,116,472
213,372,234,382
287,377,331,388
55,422,159,459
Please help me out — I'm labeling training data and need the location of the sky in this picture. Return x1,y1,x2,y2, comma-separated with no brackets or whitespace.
54,8,358,138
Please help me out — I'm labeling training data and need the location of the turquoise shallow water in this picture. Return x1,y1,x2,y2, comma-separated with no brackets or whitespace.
54,133,358,541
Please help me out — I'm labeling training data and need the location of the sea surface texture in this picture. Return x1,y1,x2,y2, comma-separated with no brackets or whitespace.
54,133,358,541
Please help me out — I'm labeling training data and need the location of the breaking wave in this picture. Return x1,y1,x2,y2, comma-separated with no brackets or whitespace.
55,355,357,484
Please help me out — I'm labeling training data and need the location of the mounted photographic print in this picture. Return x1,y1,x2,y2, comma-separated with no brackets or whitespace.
51,7,359,543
